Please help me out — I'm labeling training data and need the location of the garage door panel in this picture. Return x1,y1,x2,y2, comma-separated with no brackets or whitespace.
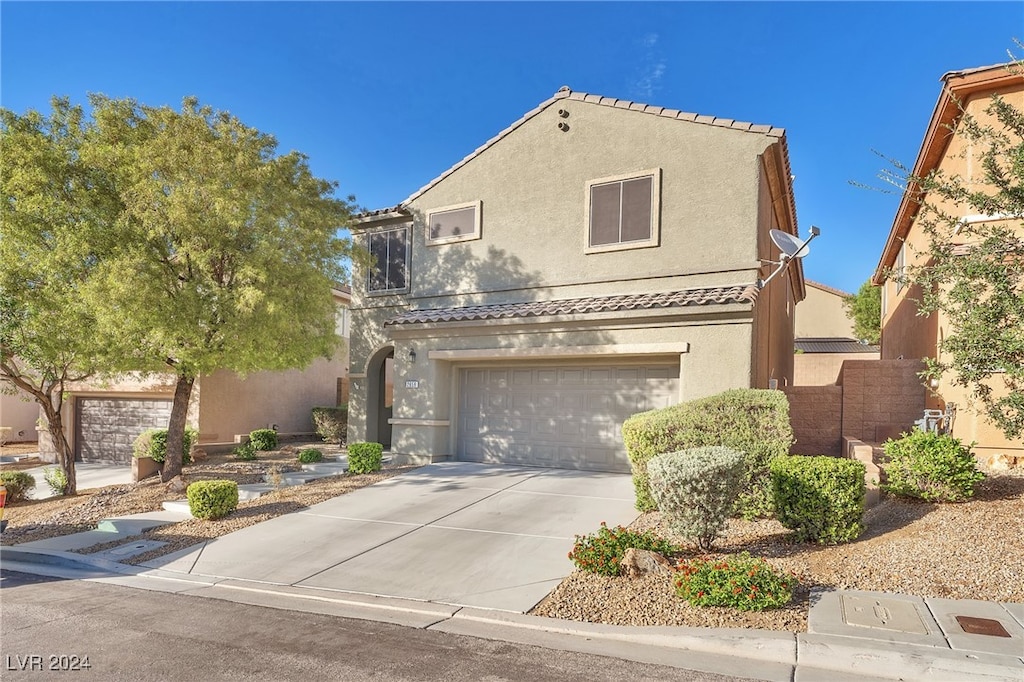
458,363,679,473
77,398,173,464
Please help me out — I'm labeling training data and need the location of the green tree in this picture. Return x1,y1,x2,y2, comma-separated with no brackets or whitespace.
0,99,123,494
842,280,881,345
83,96,355,480
895,75,1024,440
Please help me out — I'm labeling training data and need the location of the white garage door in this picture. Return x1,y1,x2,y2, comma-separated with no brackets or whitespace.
76,398,174,464
457,364,679,473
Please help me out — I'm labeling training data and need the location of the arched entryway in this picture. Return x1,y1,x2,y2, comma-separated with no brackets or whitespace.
365,346,395,448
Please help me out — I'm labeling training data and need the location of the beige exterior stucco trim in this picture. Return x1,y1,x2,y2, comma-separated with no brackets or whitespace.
427,342,689,362
388,418,451,427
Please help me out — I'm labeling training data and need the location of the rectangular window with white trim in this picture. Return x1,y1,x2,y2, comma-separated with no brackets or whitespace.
426,200,482,245
585,168,661,253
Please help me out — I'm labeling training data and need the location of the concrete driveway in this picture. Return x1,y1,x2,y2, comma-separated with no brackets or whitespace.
147,462,638,612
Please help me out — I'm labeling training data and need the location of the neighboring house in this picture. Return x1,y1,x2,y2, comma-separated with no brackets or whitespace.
872,62,1023,458
793,280,879,386
348,87,804,473
0,388,40,444
37,287,351,464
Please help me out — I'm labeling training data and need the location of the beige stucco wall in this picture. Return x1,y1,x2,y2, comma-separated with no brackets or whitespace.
0,389,41,442
796,282,856,339
793,351,880,386
880,80,1024,455
197,352,347,442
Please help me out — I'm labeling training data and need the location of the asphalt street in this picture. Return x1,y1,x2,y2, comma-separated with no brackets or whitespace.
0,570,752,682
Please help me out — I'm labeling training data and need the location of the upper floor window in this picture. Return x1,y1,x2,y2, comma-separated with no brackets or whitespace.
426,200,482,245
585,168,661,254
367,226,409,294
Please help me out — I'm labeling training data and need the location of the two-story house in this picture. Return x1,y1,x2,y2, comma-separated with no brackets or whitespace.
873,62,1024,459
349,87,804,473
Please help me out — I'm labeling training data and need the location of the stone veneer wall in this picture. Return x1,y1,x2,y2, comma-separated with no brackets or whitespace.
785,385,844,456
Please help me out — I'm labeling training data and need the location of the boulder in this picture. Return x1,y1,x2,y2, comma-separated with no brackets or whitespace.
190,448,209,462
165,476,187,494
985,453,1014,471
620,548,673,579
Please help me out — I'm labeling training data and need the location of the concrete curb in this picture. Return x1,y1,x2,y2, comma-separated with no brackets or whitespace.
3,547,1022,682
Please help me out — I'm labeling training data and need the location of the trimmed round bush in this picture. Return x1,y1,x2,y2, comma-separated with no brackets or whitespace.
298,448,323,464
647,446,746,550
882,431,984,502
233,443,258,461
133,427,199,464
0,471,37,503
186,480,239,520
622,388,793,518
568,522,678,576
770,455,865,544
248,429,278,451
347,442,383,474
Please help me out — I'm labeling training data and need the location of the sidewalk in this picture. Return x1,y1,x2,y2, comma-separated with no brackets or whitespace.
2,539,1021,682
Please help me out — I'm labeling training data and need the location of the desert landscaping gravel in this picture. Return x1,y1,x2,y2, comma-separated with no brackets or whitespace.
3,448,1021,633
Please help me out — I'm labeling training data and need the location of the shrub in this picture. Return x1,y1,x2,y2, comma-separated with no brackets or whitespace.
132,427,199,465
882,431,985,502
622,388,793,518
568,522,679,577
770,455,865,544
347,442,383,474
42,466,69,496
647,447,746,551
298,448,323,463
248,429,278,451
186,480,239,520
0,471,36,502
233,443,258,461
675,552,797,611
312,406,347,444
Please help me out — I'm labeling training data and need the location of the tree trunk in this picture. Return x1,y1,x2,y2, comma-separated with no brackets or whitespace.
40,403,77,496
161,373,196,482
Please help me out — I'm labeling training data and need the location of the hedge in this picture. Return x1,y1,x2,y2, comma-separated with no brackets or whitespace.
770,455,865,544
622,388,794,518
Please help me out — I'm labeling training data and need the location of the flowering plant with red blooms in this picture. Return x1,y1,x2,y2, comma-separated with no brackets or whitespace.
568,522,678,577
674,552,797,611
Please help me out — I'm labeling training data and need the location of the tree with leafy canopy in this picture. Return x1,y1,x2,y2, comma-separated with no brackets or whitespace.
82,95,354,481
889,67,1024,440
842,280,881,345
0,98,125,495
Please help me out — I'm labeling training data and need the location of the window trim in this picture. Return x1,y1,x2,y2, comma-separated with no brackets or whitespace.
425,200,482,246
584,168,661,254
366,224,410,296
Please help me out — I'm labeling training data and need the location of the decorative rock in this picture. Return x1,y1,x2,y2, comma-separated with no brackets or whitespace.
986,454,1014,471
620,548,673,579
190,448,209,462
164,476,187,494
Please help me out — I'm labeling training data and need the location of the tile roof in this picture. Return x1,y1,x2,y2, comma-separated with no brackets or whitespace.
357,86,790,221
805,280,851,298
384,284,759,326
795,337,880,354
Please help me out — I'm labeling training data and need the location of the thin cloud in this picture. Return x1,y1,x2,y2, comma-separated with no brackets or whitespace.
631,33,667,100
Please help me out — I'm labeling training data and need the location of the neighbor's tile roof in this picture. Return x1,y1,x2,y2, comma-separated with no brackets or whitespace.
795,337,880,354
355,86,789,221
384,284,759,326
805,280,851,298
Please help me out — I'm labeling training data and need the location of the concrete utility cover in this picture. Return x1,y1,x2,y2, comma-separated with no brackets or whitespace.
840,595,929,634
97,540,167,559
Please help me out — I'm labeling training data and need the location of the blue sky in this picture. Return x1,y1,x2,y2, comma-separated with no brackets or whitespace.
2,2,1021,294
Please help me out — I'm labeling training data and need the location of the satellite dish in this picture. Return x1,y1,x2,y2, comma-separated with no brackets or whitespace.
770,229,810,259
